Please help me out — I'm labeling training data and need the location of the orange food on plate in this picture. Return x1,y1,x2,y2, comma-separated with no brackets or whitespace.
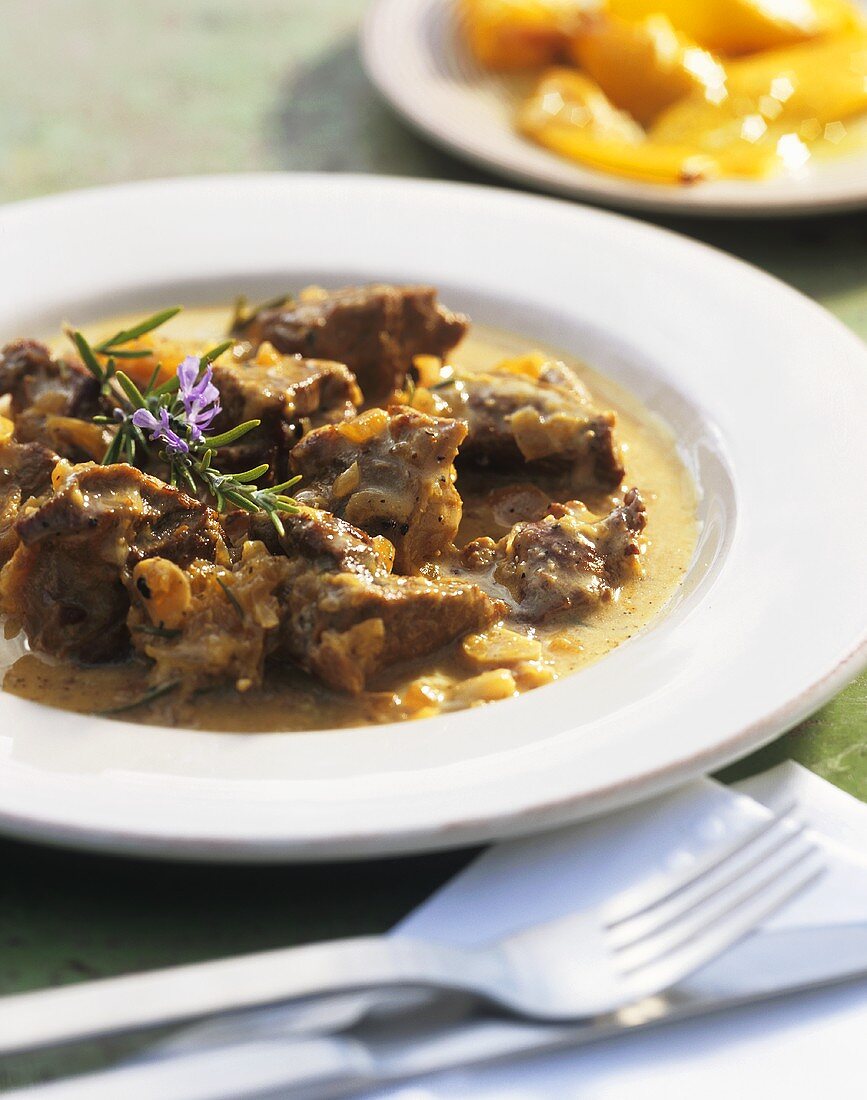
459,0,598,69
461,0,867,184
569,13,726,124
651,31,867,167
518,67,723,182
606,0,859,55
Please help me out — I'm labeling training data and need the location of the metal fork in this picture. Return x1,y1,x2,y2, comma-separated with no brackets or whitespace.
0,805,820,1057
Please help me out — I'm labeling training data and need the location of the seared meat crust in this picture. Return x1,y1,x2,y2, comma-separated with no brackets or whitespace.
433,363,624,491
460,489,646,621
233,285,469,401
0,464,225,663
0,441,58,566
272,510,505,694
0,340,99,418
130,508,505,696
249,507,385,576
284,571,501,695
0,340,103,460
210,350,362,478
290,407,466,573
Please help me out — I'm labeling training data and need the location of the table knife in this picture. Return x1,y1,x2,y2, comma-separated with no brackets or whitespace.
7,923,867,1100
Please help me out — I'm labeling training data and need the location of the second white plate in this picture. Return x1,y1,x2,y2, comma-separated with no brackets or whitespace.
362,0,867,218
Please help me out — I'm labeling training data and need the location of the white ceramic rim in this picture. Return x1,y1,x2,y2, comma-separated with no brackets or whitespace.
361,0,867,218
0,172,865,862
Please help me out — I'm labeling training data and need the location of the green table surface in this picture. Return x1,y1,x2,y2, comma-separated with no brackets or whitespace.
1,0,866,1086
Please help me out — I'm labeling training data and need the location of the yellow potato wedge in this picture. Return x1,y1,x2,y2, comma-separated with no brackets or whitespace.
518,67,645,143
727,31,867,120
652,32,867,144
570,14,727,125
459,0,599,69
524,122,722,181
519,67,783,180
606,0,861,55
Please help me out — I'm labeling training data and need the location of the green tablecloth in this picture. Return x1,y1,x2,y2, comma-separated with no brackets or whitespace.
1,0,865,1085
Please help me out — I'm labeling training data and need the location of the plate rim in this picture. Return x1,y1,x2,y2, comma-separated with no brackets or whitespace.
361,0,867,219
0,171,865,862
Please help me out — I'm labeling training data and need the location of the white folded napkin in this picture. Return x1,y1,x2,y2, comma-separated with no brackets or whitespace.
398,760,867,943
118,763,867,1100
365,763,867,1099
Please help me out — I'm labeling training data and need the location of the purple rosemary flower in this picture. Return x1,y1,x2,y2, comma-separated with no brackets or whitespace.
177,355,221,442
132,406,190,456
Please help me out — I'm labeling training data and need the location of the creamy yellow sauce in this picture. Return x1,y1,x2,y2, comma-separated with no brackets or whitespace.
1,308,698,730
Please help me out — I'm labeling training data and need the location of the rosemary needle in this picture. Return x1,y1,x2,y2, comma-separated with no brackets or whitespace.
97,681,180,716
131,624,182,640
215,576,244,620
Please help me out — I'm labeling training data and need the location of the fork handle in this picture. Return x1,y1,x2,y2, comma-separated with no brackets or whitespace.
0,935,490,1056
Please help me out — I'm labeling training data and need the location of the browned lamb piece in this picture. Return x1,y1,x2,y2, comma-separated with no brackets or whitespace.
0,441,58,566
0,463,226,663
131,507,505,696
0,340,105,460
270,509,506,693
459,489,646,621
432,360,624,492
232,285,469,401
249,506,388,576
209,347,362,478
290,406,466,574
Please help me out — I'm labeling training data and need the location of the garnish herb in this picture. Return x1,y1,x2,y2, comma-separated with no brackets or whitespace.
71,308,301,535
229,293,291,335
98,680,180,715
215,575,244,620
131,624,182,640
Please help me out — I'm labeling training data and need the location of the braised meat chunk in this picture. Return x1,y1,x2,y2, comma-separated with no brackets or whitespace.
0,340,99,419
128,543,292,694
130,512,360,695
0,463,226,663
0,440,58,566
461,489,646,621
431,356,624,492
286,570,503,696
233,285,469,401
249,506,388,577
272,510,505,694
0,340,104,460
290,407,466,574
128,508,504,697
209,345,362,477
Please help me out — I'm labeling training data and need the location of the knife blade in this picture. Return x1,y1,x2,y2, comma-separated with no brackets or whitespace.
10,924,865,1100
284,922,867,1098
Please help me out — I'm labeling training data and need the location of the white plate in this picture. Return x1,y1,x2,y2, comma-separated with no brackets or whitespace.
0,173,865,861
361,0,867,218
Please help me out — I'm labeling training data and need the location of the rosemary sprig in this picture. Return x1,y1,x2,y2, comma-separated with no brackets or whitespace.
70,307,302,532
196,461,301,536
95,307,182,355
200,340,233,368
67,307,181,395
